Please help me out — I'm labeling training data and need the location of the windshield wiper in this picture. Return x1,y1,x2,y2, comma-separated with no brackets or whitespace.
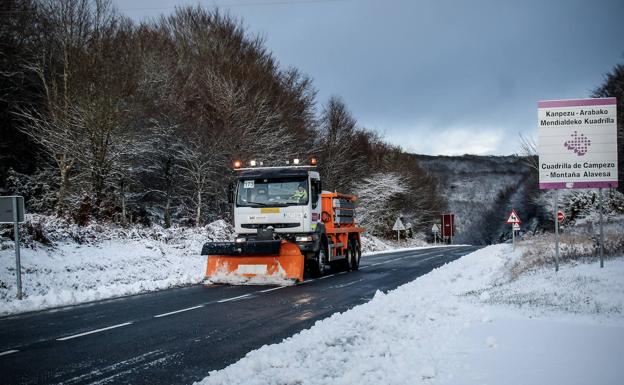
240,202,289,207
239,202,269,207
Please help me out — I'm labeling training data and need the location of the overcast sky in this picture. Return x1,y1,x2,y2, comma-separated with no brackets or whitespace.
115,0,624,156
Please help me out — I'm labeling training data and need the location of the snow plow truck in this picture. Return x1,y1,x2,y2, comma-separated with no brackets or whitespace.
201,158,365,284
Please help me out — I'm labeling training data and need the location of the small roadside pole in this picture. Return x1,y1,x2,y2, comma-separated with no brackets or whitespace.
392,217,406,243
0,196,25,299
598,189,604,268
555,209,565,272
431,223,440,245
505,209,521,251
554,189,561,272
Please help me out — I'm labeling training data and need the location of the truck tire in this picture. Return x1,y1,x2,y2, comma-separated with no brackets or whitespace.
333,248,350,272
348,239,360,271
310,242,327,278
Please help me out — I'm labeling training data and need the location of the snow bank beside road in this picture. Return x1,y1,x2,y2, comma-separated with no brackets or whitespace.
360,233,428,254
195,245,624,385
0,217,233,315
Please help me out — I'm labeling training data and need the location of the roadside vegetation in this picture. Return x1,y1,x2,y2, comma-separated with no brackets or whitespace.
0,0,445,237
503,190,624,279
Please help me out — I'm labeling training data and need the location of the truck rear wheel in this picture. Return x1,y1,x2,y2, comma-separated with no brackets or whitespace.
348,239,360,271
332,248,351,272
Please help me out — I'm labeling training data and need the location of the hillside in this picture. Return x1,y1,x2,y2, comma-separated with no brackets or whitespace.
413,154,534,244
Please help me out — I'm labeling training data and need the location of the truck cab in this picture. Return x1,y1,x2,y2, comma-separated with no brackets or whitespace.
233,167,323,254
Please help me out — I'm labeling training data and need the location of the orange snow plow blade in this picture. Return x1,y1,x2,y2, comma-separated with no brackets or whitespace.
203,240,304,284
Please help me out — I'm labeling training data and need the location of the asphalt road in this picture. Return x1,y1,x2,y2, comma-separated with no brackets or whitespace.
0,245,480,385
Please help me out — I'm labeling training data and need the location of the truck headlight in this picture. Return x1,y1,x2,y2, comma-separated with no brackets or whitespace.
296,235,313,242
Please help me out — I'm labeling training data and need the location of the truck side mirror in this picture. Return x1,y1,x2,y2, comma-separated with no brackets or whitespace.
227,183,234,204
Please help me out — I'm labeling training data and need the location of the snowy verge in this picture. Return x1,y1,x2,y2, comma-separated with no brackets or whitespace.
195,244,624,385
0,217,234,316
360,233,428,254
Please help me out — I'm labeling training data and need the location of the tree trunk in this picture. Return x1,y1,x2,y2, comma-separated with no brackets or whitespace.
121,188,127,224
56,154,73,215
121,196,126,223
92,170,105,206
164,196,171,228
196,191,201,227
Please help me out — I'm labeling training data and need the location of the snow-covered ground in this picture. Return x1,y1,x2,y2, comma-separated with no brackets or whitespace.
195,244,624,385
0,216,234,315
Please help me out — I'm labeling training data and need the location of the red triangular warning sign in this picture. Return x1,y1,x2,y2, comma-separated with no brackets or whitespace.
505,209,521,224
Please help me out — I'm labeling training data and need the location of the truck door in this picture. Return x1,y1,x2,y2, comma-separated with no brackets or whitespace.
310,178,321,229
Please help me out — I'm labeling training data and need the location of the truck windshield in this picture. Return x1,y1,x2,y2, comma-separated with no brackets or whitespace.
236,178,309,207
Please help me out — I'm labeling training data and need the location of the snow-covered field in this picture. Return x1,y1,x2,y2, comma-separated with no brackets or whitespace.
0,216,401,316
195,244,624,385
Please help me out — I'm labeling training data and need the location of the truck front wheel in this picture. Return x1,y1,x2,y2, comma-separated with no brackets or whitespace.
310,242,327,278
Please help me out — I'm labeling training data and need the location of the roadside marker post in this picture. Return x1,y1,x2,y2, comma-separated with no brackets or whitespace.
554,208,565,272
0,196,25,299
392,217,406,244
512,222,520,249
431,223,440,245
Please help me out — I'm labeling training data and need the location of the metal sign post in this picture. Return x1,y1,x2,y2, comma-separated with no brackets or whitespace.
1,196,25,299
505,209,521,250
599,188,604,268
512,222,520,250
13,198,22,299
554,190,560,272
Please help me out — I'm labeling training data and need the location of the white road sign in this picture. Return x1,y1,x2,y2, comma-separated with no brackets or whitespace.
392,217,406,231
431,223,440,233
505,209,521,224
538,98,618,189
513,223,520,230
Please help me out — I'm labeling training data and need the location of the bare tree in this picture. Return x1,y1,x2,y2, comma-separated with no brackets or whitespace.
16,105,83,212
15,0,140,216
317,96,366,192
133,120,183,227
177,134,219,226
518,133,538,171
356,172,408,236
